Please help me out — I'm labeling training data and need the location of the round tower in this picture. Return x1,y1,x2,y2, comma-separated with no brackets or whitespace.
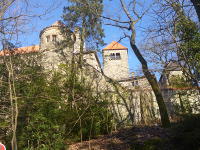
39,21,75,50
39,21,77,70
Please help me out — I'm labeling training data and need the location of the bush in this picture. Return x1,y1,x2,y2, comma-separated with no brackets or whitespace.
171,114,200,150
15,63,113,149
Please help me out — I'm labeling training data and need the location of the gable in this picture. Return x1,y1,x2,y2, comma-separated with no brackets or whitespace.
103,41,128,50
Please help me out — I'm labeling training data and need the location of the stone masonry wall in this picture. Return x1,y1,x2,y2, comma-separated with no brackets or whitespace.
103,49,129,81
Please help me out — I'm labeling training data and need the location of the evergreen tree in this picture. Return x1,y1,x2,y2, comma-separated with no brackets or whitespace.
0,53,113,149
172,1,200,88
63,0,104,46
63,0,104,66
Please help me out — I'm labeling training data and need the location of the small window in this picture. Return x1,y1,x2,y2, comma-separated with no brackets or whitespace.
52,35,57,42
116,53,121,60
109,53,121,60
110,53,115,60
46,36,50,42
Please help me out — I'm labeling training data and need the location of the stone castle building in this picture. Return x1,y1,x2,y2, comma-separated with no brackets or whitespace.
1,21,199,124
0,21,139,88
0,21,154,124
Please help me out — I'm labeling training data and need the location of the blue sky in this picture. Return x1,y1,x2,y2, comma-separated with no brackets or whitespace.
7,0,155,76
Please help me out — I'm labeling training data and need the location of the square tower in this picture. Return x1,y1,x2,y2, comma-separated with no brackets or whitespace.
103,41,129,80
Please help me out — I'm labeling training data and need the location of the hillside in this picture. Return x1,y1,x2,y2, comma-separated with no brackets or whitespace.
68,126,171,150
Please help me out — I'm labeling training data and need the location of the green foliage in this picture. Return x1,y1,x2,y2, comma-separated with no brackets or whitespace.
169,75,194,114
63,0,105,47
0,54,113,149
17,71,65,149
170,75,191,88
58,64,113,141
174,7,200,83
0,63,10,142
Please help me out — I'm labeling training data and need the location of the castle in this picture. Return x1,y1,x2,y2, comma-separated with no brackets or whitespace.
39,21,134,86
0,21,143,89
1,21,199,124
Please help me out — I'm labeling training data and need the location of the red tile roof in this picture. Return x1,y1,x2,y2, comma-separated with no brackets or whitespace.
0,45,40,56
103,41,128,50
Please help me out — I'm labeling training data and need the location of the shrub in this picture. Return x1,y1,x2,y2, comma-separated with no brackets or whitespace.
171,114,200,150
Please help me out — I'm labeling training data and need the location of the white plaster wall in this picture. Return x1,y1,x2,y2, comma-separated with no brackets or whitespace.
138,78,151,88
81,52,108,90
103,50,129,80
83,53,101,72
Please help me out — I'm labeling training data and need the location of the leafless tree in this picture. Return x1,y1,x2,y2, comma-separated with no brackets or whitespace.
102,0,170,127
190,0,200,22
0,0,64,149
143,0,200,91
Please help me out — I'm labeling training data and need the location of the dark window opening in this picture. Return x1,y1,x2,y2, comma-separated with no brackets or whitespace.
116,53,121,60
110,53,115,60
46,36,50,42
110,53,121,60
52,35,57,42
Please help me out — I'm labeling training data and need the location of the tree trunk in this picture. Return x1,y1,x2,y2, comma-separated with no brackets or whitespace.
117,0,170,127
191,0,200,22
5,57,18,150
130,33,170,128
79,18,86,69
